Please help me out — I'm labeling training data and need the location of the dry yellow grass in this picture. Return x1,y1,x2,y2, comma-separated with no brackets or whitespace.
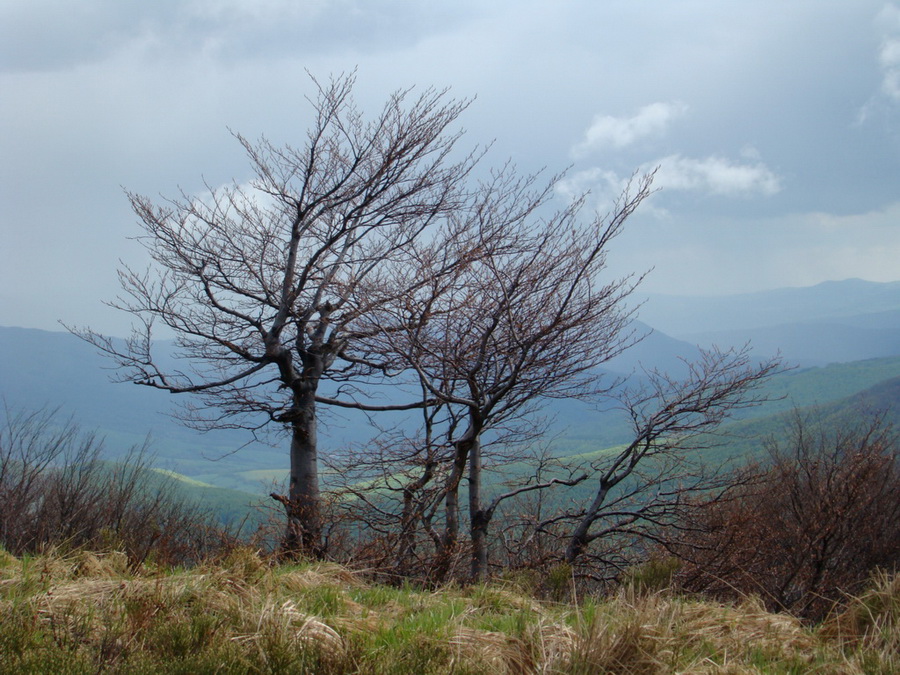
1,547,898,673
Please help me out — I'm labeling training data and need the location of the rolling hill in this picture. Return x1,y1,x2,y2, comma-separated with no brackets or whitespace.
548,355,900,459
2,279,899,505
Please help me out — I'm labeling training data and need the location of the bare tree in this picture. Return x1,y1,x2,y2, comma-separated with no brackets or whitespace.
72,73,479,556
559,346,782,571
360,170,654,581
70,72,782,576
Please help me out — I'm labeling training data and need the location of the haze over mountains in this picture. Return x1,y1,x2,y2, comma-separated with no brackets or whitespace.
2,278,898,496
638,278,900,367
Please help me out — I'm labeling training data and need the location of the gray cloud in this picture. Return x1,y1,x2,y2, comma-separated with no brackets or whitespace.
652,155,781,197
1,0,897,333
0,0,476,73
877,3,900,99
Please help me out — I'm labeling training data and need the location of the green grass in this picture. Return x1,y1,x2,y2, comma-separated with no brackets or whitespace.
2,547,900,674
150,468,218,488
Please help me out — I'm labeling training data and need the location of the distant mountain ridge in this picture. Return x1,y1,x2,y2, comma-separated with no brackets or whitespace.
2,278,899,491
639,279,900,366
0,325,282,475
640,278,900,334
602,321,701,376
683,318,900,367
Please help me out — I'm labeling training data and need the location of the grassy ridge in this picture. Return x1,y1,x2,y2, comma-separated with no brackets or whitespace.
192,468,291,495
690,371,900,466
2,547,899,673
140,467,274,535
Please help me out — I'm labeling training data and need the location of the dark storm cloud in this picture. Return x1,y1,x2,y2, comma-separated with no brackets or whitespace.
0,0,475,73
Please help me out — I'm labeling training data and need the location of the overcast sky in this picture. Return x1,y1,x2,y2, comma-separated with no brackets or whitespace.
2,1,900,335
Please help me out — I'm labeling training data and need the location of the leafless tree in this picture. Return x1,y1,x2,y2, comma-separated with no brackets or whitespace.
558,346,782,571
358,169,654,581
70,72,782,576
71,73,479,556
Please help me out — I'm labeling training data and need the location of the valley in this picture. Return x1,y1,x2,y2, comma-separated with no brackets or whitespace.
2,278,898,522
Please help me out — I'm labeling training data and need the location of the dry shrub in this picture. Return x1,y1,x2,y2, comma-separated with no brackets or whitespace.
675,410,900,621
0,405,240,566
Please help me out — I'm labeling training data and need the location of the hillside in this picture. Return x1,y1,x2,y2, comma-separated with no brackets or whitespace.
676,370,900,468
1,278,898,507
0,326,279,473
550,355,900,458
148,468,271,532
4,322,900,494
425,361,900,529
0,326,419,489
0,321,705,491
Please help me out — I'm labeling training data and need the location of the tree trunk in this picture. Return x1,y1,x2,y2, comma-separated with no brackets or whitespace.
395,460,435,576
433,433,474,583
283,383,322,557
468,436,488,582
435,453,464,582
565,481,609,564
565,527,589,565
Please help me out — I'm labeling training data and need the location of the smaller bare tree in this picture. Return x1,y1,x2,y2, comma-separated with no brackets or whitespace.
352,169,654,581
556,346,782,573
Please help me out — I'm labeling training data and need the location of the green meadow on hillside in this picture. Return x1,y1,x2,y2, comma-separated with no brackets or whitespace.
156,356,900,531
553,355,900,459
